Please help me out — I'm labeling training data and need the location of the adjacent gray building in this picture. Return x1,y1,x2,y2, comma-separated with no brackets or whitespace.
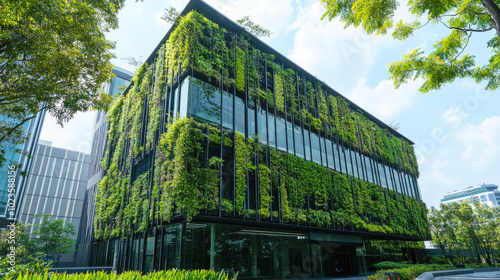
18,140,91,267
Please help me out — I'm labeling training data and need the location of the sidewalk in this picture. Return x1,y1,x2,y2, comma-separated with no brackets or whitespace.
302,268,500,280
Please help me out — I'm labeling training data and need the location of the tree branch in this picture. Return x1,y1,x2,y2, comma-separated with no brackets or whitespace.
439,20,494,33
0,108,45,144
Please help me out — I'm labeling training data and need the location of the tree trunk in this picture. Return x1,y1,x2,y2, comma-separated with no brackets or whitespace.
482,0,500,36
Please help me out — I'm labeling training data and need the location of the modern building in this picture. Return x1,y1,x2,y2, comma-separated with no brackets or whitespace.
87,0,430,277
0,111,45,227
17,140,91,266
75,67,132,266
441,184,500,207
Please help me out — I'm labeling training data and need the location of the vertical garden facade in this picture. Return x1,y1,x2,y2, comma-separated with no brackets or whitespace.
91,0,430,278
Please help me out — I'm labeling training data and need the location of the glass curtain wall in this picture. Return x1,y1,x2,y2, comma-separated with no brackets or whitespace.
183,76,419,198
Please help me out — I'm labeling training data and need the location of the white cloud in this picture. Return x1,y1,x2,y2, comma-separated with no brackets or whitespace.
418,169,456,208
39,111,96,154
442,105,466,128
456,116,500,168
345,78,420,121
420,171,455,186
154,12,170,30
432,159,449,170
286,1,397,92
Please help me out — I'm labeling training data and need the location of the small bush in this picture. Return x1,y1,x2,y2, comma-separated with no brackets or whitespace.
371,261,410,271
425,255,449,264
367,263,455,280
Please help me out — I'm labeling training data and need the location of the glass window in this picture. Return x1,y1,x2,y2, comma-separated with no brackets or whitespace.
258,108,267,145
248,99,256,137
172,87,180,119
311,132,321,165
268,113,276,148
286,120,294,155
144,231,156,272
320,136,328,168
235,96,245,135
332,143,341,172
294,125,303,158
394,169,403,194
179,79,189,118
345,148,353,176
378,163,388,188
337,144,346,174
304,130,311,161
365,157,374,183
222,90,233,130
325,139,334,169
276,116,287,152
187,77,220,125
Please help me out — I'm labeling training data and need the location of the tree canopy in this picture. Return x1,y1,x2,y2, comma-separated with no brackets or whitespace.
0,0,125,167
321,0,500,93
429,201,499,265
31,213,76,264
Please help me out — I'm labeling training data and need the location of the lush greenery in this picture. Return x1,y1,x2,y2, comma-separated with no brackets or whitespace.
0,0,125,168
367,263,455,280
429,201,500,266
0,222,49,276
0,215,75,276
367,261,500,280
94,10,428,240
6,269,236,280
320,0,500,92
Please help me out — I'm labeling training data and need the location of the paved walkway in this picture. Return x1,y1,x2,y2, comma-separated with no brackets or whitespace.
433,270,500,279
301,269,500,280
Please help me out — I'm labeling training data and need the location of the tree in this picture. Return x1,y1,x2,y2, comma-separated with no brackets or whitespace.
0,222,30,260
428,201,500,265
31,213,76,264
320,0,500,93
0,0,125,168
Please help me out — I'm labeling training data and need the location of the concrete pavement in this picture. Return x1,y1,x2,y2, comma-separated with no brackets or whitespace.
433,270,500,279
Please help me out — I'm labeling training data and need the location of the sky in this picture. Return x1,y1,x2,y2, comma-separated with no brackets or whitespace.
39,0,500,209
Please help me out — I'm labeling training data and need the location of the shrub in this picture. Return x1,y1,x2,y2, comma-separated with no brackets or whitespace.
367,263,455,280
371,261,410,271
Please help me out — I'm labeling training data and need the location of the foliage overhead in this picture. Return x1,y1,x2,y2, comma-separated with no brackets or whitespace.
321,0,500,92
0,0,125,167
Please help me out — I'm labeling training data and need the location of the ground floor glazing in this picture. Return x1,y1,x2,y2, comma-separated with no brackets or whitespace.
93,222,425,279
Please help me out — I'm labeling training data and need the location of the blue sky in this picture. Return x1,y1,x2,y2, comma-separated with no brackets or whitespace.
40,0,500,209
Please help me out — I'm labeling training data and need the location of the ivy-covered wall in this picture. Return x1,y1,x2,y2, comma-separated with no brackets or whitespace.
93,10,429,240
